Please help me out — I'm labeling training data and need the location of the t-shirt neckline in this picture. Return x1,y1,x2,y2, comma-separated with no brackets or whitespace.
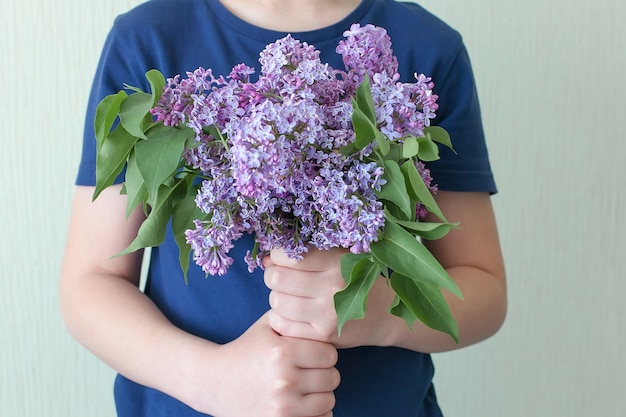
205,0,376,43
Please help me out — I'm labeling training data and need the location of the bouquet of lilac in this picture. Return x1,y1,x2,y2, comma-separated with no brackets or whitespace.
93,24,462,341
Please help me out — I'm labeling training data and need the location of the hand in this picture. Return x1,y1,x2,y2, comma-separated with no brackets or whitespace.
193,313,340,417
264,248,397,348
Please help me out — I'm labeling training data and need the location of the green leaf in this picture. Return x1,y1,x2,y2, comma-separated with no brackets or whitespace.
171,180,207,283
424,126,454,152
375,160,412,219
124,151,148,218
354,74,377,124
153,180,187,221
384,142,403,163
384,209,459,240
94,91,128,151
93,124,138,200
415,134,440,162
340,252,369,284
351,76,390,156
117,185,176,256
339,141,361,157
390,272,459,342
370,220,462,298
389,295,417,327
400,160,447,222
122,84,145,94
334,256,382,335
146,69,166,106
402,136,420,159
384,202,416,225
373,128,390,156
352,102,377,150
119,91,153,139
135,124,194,202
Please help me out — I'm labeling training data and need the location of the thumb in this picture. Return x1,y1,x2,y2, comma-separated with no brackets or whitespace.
268,247,301,267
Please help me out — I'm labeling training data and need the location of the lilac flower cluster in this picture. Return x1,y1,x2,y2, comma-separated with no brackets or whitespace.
151,24,440,276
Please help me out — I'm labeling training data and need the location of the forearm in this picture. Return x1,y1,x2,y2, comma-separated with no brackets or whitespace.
381,264,507,353
60,268,341,417
60,185,219,407
59,271,219,408
61,186,341,417
381,191,507,353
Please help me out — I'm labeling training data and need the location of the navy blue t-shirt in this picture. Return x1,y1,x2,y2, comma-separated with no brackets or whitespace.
77,0,497,416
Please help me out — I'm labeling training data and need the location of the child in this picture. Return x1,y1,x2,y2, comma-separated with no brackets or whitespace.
60,0,507,416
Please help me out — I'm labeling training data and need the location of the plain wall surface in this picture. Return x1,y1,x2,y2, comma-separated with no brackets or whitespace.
1,0,624,416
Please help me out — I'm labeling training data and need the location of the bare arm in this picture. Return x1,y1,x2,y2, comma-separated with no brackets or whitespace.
392,191,507,352
60,185,339,417
59,185,217,405
265,191,507,353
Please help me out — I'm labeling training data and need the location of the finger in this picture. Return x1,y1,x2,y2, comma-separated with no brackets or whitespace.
268,292,339,339
288,337,338,369
270,247,345,271
298,391,337,417
277,391,335,417
262,253,275,268
298,367,341,394
268,290,320,321
264,265,325,296
267,309,320,341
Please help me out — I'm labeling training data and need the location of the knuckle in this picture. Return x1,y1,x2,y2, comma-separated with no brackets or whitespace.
268,290,279,309
269,315,291,337
327,346,339,366
267,399,291,417
319,392,337,414
263,267,276,288
268,342,290,363
273,375,296,393
266,266,290,290
315,322,338,343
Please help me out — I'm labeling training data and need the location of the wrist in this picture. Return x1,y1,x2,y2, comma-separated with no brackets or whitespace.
156,333,222,414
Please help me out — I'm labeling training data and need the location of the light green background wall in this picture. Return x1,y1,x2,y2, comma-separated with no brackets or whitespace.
1,0,624,416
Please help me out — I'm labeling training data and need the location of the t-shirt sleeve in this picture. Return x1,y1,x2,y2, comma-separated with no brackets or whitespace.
426,41,497,194
76,20,148,187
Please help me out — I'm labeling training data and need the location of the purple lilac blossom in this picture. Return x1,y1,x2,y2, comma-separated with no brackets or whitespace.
336,23,399,94
151,24,441,276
